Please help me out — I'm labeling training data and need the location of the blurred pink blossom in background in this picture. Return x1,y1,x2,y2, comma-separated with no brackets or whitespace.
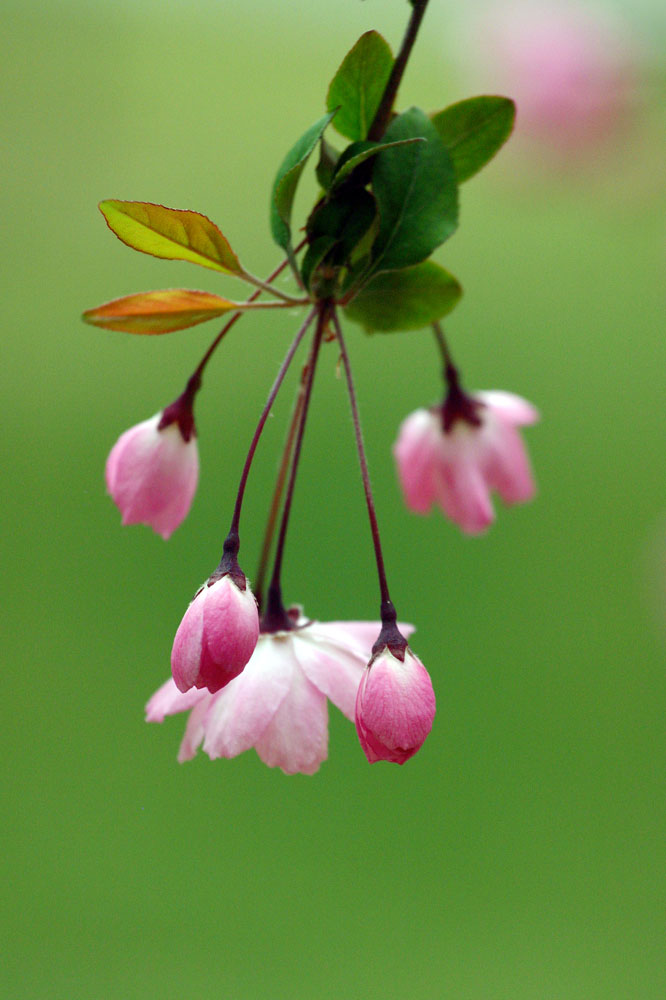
393,391,539,535
465,1,639,156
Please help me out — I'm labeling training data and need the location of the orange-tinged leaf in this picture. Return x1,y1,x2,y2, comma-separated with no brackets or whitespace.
82,289,242,334
99,201,244,275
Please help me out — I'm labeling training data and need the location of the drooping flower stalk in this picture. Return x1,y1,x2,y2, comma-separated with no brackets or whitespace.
330,309,393,619
261,305,328,632
225,305,318,549
253,379,306,613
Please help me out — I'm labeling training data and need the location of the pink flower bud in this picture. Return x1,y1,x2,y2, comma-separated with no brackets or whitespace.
105,412,198,539
393,391,538,534
355,648,436,764
171,573,260,694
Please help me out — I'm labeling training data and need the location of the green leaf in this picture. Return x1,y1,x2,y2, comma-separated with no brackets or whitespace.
330,137,424,190
83,289,256,334
270,111,337,251
301,236,338,293
343,260,462,332
303,189,376,294
315,137,340,191
371,107,458,274
99,201,244,275
430,96,515,183
326,30,393,141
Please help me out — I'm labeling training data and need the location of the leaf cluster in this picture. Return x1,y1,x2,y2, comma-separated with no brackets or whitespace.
270,30,515,333
83,30,514,338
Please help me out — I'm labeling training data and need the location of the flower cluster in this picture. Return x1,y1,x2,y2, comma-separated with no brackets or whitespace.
85,4,539,775
147,614,433,774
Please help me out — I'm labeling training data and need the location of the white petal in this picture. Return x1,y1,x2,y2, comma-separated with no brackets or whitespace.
254,663,328,775
295,636,365,721
177,697,209,762
202,635,292,759
477,390,539,427
145,677,206,722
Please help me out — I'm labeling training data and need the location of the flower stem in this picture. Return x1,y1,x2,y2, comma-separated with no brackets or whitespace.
227,305,318,548
253,376,307,611
367,0,432,141
263,304,328,629
432,323,482,431
330,309,393,612
192,241,308,384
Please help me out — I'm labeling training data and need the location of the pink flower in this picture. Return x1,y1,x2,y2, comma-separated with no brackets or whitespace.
355,647,436,764
105,412,198,539
468,1,638,155
148,616,413,775
171,573,260,694
393,390,538,534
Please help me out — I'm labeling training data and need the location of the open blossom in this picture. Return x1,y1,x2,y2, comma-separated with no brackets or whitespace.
393,391,538,534
105,412,198,538
355,647,436,764
148,616,413,775
171,573,260,694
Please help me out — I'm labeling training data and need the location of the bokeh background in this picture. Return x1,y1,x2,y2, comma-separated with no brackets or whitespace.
3,1,665,997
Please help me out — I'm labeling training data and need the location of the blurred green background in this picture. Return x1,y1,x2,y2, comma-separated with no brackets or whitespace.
3,1,665,997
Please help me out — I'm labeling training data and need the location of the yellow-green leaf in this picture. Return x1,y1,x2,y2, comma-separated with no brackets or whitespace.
99,201,244,275
82,289,244,334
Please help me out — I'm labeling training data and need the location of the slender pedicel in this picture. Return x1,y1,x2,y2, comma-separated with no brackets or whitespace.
431,322,482,431
226,305,318,550
254,371,307,612
262,305,328,632
330,309,392,612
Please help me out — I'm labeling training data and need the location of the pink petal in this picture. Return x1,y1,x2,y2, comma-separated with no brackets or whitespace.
356,650,436,764
253,662,328,775
145,677,206,722
170,588,205,693
294,621,417,721
197,577,260,693
296,636,365,722
315,620,415,649
482,422,537,505
105,416,198,539
393,410,441,514
201,637,292,759
478,391,540,427
177,697,210,762
433,448,494,534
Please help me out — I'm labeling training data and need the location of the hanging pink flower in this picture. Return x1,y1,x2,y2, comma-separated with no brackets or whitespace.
393,390,538,534
355,647,436,764
105,411,199,539
171,573,260,694
148,616,414,774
